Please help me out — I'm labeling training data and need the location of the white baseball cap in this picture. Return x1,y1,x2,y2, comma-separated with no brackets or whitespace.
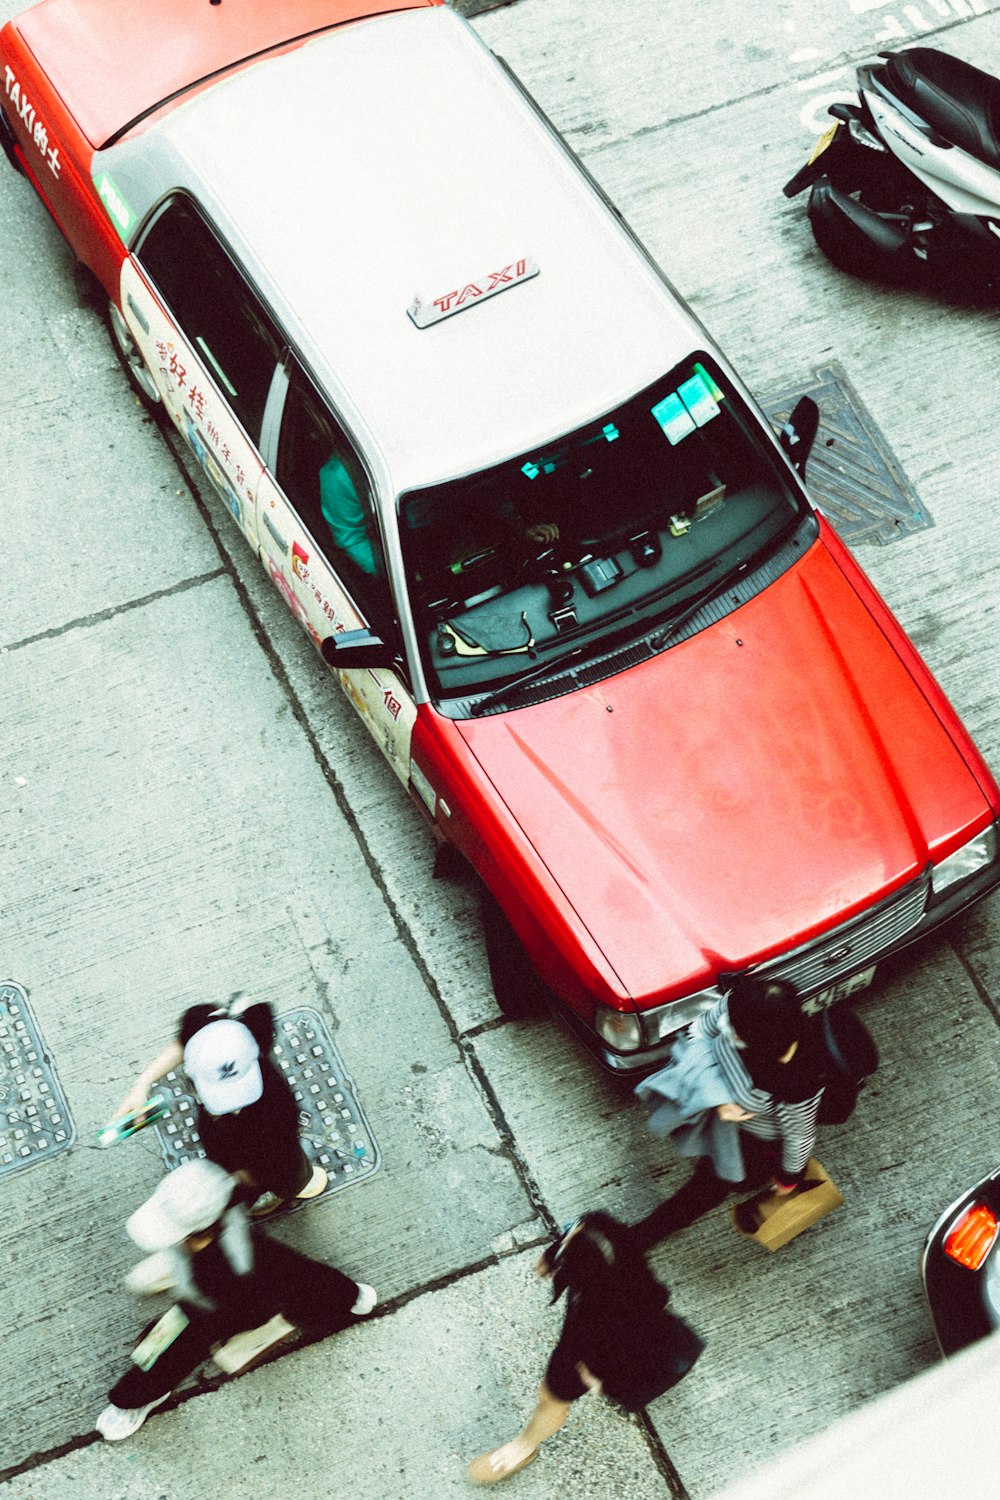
183,1018,263,1116
127,1160,237,1251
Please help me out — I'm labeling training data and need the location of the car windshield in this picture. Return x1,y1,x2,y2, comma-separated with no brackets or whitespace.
398,355,808,705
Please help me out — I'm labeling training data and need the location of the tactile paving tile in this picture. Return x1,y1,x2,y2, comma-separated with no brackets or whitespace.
154,1006,379,1203
0,980,75,1178
764,362,932,546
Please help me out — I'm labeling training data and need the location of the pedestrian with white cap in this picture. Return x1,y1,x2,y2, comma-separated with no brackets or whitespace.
96,1159,377,1441
115,998,326,1225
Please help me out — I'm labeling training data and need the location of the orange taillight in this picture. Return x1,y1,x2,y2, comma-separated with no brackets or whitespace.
943,1202,999,1271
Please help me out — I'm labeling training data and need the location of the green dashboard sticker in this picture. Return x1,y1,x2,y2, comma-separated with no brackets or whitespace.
651,391,696,445
678,372,721,427
94,171,136,240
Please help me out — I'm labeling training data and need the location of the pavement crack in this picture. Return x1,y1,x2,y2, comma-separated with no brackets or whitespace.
2,568,228,653
574,19,981,167
951,935,1000,1029
632,1410,693,1500
155,424,560,1239
0,1239,554,1487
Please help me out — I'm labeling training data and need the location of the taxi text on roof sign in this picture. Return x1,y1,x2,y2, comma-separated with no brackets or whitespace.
407,257,539,328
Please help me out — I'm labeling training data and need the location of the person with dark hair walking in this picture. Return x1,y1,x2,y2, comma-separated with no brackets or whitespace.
631,979,827,1250
115,998,326,1227
466,1211,702,1485
96,1159,377,1441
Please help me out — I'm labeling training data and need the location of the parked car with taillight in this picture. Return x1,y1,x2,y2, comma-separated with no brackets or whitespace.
922,1167,1000,1356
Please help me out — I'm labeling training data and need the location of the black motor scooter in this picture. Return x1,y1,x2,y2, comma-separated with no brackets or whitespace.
785,46,1000,287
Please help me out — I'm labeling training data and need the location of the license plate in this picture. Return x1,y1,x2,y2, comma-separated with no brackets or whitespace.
807,122,839,165
801,965,876,1016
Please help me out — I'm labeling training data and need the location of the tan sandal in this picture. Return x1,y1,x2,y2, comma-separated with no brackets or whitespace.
467,1446,538,1485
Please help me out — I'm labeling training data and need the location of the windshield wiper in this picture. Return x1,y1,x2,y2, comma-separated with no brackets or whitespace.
649,556,755,651
468,560,752,716
469,645,587,717
465,535,788,715
646,509,806,649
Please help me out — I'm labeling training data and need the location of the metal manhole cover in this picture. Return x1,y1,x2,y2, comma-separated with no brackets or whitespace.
763,362,932,546
154,1006,379,1203
0,981,75,1178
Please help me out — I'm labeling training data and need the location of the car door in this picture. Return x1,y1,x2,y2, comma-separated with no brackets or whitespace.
256,358,416,782
121,194,283,551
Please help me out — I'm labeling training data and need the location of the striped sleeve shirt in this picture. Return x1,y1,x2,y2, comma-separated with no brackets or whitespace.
690,997,822,1183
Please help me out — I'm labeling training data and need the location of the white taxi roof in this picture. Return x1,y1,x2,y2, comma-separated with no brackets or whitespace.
105,5,706,498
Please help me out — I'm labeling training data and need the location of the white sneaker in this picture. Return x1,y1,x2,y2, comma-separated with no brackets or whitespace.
351,1283,377,1316
95,1393,170,1441
124,1251,176,1295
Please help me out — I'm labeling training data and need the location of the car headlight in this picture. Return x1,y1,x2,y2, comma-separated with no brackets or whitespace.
931,824,998,897
642,988,721,1044
594,1006,643,1052
594,988,720,1052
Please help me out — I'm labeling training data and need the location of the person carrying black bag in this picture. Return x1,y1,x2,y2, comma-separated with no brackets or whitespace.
467,1210,703,1486
631,978,828,1249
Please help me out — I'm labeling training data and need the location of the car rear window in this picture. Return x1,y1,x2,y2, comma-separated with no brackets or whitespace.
136,196,281,443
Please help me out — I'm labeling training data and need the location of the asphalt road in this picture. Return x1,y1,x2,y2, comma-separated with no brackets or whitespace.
3,0,1000,1497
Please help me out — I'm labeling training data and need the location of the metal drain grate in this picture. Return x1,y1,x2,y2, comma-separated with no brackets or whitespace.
763,362,932,546
154,1006,379,1203
0,981,75,1178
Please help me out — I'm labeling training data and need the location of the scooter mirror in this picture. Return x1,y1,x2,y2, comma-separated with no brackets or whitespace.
779,396,820,478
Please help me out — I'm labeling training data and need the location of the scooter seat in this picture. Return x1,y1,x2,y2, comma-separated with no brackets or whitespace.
884,46,1000,171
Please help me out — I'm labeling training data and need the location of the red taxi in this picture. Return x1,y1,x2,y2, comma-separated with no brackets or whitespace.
3,0,998,1072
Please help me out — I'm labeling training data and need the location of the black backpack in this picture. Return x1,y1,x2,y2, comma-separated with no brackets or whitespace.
813,1004,879,1125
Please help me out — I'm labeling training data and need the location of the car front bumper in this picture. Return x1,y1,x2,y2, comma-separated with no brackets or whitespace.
561,851,1000,1078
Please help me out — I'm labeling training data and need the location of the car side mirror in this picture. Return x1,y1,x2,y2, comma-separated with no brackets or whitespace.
321,629,394,669
778,395,820,477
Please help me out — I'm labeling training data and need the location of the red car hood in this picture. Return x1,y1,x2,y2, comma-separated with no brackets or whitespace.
456,540,988,1004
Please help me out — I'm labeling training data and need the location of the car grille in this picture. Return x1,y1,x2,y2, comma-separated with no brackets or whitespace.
750,872,930,994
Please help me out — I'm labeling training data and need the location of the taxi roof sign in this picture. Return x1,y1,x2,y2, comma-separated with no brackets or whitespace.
408,257,539,328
